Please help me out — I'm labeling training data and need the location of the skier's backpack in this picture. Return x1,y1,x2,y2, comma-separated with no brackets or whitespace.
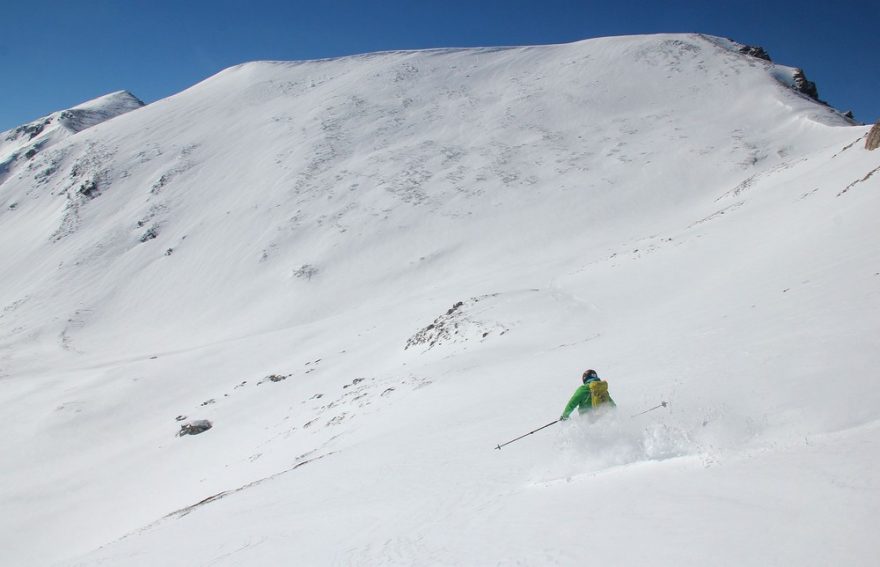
588,380,610,406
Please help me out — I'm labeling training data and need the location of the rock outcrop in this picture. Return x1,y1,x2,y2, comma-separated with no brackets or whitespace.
738,45,772,61
866,123,880,151
792,68,822,103
734,44,831,109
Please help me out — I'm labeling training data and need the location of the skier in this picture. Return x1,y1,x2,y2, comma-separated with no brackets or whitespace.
560,369,616,420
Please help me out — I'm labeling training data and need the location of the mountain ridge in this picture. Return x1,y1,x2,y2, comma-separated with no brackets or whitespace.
0,90,144,186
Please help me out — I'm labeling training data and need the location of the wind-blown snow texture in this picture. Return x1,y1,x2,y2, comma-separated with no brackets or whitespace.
1,34,878,566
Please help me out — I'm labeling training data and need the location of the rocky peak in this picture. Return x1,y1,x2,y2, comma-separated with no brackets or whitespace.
731,43,831,110
0,91,144,181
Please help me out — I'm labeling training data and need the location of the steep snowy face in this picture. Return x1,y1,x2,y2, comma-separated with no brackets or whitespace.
0,34,856,360
0,90,144,184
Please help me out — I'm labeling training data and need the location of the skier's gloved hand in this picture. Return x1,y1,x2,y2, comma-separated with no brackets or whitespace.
559,415,568,421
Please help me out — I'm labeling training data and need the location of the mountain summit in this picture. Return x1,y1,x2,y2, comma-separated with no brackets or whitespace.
0,90,144,184
0,34,878,566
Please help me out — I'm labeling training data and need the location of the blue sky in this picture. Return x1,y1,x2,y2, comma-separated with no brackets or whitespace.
1,0,877,131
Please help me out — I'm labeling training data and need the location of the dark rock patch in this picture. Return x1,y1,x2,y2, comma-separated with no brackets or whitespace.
792,69,823,103
140,226,159,242
6,118,52,142
293,264,319,281
78,180,100,199
178,419,212,436
738,45,771,61
257,373,292,385
447,301,464,315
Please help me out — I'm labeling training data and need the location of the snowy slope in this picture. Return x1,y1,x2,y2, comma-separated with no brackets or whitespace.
0,34,878,566
0,91,144,185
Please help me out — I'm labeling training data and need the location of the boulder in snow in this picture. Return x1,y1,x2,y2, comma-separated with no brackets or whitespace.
177,420,212,436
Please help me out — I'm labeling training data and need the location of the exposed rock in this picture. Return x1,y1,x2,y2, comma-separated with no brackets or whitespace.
140,226,159,242
405,295,507,351
792,69,823,103
78,180,100,199
866,122,880,151
178,419,212,436
257,373,291,385
5,118,52,143
293,264,319,280
446,301,464,315
838,165,880,195
738,45,772,62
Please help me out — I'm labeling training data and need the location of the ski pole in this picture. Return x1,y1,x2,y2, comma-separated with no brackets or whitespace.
631,401,668,418
495,420,559,450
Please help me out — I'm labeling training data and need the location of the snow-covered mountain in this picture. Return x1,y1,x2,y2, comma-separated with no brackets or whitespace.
1,34,878,566
0,91,144,185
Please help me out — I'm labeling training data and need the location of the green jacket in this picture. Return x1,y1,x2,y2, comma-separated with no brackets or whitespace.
561,379,616,420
